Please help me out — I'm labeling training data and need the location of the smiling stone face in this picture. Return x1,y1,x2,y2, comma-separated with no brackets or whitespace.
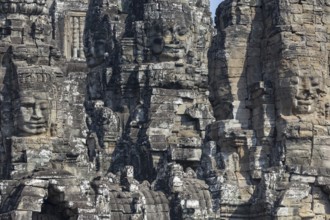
144,3,195,67
141,2,212,89
16,91,50,136
147,19,192,64
278,71,328,118
290,74,326,115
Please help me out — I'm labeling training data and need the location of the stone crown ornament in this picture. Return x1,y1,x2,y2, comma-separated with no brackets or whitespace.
16,66,54,90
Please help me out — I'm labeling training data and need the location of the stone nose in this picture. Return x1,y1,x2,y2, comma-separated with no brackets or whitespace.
301,76,312,90
31,104,43,120
303,83,311,91
171,33,180,45
84,46,95,56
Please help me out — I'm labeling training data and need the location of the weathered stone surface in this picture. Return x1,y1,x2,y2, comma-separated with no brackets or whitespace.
1,0,330,219
204,0,330,218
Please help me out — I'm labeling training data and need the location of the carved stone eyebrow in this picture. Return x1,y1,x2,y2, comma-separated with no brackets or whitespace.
20,97,35,104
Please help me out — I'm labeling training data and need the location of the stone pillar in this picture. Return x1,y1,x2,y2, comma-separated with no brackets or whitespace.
72,16,79,58
79,16,85,58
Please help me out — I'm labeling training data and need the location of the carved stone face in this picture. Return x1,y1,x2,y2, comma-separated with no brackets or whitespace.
16,92,50,135
84,38,107,68
94,100,104,109
84,11,111,68
169,164,184,192
102,107,120,133
290,74,326,115
125,166,134,178
147,18,192,65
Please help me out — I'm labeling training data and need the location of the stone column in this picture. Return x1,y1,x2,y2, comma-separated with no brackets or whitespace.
72,16,79,58
79,16,85,58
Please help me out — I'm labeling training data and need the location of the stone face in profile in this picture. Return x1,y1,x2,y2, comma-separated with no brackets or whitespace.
16,92,50,136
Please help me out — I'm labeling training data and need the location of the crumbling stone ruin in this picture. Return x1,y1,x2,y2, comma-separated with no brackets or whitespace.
1,0,330,219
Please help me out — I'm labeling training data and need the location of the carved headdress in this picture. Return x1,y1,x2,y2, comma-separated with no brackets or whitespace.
16,66,55,91
10,65,62,136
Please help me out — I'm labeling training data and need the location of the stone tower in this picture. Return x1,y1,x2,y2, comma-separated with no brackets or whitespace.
207,0,330,218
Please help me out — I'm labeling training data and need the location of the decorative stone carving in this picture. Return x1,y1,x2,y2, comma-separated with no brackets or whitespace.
278,72,328,118
83,2,114,69
13,67,57,136
15,91,50,136
2,0,330,219
63,12,86,60
138,0,214,173
0,0,47,15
